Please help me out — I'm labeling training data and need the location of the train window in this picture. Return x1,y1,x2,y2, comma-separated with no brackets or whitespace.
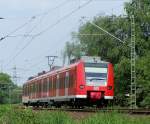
39,80,42,93
62,75,65,88
63,76,65,88
33,83,35,94
23,85,24,96
56,75,59,89
49,77,52,90
29,84,32,95
29,84,30,95
65,72,69,88
51,77,53,90
27,85,29,96
59,77,62,88
59,74,65,89
85,62,108,86
24,85,26,96
35,82,38,93
85,63,108,68
69,74,73,88
43,78,47,92
32,84,33,94
27,85,28,96
53,76,56,90
37,81,39,93
26,85,27,96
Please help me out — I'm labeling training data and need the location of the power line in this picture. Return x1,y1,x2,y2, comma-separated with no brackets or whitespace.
0,17,35,42
4,1,70,67
23,29,73,72
4,36,36,67
35,0,69,17
46,56,58,70
0,0,68,42
5,0,92,67
34,0,93,37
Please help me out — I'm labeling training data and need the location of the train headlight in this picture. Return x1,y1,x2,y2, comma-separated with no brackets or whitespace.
107,86,112,90
80,85,85,89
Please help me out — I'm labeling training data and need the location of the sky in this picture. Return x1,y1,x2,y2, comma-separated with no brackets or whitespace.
0,0,130,86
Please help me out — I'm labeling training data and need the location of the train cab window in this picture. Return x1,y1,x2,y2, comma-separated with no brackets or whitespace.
85,63,108,86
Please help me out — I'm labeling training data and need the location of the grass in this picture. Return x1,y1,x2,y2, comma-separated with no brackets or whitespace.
0,104,150,124
0,104,11,118
0,107,72,124
80,112,150,124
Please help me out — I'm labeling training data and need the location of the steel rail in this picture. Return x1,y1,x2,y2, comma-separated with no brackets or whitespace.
30,107,150,115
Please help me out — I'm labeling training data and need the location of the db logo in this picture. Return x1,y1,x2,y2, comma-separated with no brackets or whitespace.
93,87,99,91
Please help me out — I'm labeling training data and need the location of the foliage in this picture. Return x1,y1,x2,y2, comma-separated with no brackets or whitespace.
81,112,150,124
62,41,82,64
0,105,150,124
63,0,150,107
0,106,73,124
0,73,13,104
0,73,22,104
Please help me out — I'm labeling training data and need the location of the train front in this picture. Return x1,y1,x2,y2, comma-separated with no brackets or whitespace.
77,56,114,106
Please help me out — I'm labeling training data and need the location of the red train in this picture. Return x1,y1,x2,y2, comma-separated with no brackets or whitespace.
22,56,114,107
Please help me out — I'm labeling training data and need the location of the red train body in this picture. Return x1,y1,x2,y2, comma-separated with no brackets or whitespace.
22,57,114,107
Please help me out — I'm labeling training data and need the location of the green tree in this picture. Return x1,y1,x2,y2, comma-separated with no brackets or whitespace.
0,73,22,104
62,41,82,64
63,0,150,107
0,73,13,104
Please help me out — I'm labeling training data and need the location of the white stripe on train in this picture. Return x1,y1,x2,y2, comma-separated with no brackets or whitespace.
23,95,113,103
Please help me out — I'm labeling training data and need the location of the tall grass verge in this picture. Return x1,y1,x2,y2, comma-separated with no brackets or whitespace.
81,111,150,124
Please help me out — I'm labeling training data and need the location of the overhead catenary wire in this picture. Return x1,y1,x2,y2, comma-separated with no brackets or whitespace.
21,23,78,74
3,0,70,67
35,0,69,17
4,0,93,67
0,17,35,42
34,0,93,37
0,0,69,42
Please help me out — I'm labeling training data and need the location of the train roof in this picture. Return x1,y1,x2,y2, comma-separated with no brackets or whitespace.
25,60,82,84
24,58,110,85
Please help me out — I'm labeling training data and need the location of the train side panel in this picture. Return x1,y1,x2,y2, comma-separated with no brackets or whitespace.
76,61,86,97
104,63,114,99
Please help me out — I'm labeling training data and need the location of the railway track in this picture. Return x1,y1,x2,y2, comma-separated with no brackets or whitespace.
31,107,150,115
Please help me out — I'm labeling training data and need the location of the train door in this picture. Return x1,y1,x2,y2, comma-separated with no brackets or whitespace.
68,68,76,95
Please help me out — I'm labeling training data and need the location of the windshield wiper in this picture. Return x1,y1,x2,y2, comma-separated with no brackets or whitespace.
89,78,106,81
